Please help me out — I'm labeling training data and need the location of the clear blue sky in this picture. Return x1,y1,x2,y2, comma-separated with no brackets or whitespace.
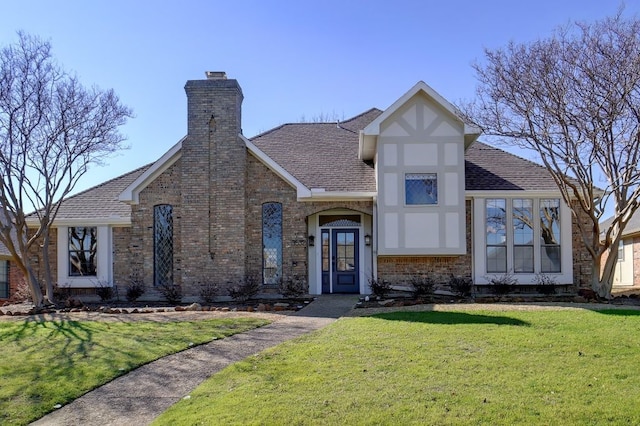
0,1,634,195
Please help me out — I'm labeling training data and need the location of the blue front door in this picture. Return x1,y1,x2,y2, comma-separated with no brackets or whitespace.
331,229,359,293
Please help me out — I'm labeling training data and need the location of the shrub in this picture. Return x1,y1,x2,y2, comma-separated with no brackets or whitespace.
126,278,145,302
199,282,220,304
52,284,71,304
449,274,473,298
409,276,435,299
535,274,557,295
229,276,260,302
158,283,183,305
279,276,306,297
95,282,114,302
368,276,392,299
488,272,518,295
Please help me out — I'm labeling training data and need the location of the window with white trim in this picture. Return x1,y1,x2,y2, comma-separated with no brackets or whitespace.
540,199,561,273
0,260,8,299
485,198,562,274
68,227,97,276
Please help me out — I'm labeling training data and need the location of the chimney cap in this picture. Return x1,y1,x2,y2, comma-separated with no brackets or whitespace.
205,71,227,80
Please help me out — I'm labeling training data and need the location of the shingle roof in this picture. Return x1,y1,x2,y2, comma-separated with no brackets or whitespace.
50,164,151,221
251,109,382,192
464,142,560,191
252,109,560,193
601,210,640,238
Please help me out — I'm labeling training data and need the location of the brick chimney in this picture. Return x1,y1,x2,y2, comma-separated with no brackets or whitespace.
181,72,245,289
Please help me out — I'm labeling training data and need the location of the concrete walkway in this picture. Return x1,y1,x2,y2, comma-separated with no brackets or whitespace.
31,295,359,426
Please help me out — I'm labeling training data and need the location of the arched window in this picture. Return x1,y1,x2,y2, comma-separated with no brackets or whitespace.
262,202,282,285
154,204,173,286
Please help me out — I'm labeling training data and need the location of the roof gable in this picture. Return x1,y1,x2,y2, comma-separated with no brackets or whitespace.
359,81,481,160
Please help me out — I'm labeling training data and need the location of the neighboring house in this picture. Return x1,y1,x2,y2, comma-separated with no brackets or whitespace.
602,212,640,289
0,240,11,300
18,72,592,301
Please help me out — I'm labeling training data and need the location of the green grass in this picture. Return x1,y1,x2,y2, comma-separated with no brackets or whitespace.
0,317,270,425
155,309,640,425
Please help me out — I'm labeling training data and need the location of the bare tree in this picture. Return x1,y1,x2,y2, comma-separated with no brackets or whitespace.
462,11,640,298
0,32,132,307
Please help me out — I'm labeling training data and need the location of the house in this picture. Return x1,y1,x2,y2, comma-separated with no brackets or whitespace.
0,231,24,302
602,211,640,289
6,72,593,302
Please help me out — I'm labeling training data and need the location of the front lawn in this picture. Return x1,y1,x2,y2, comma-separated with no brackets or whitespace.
155,309,640,425
0,316,270,425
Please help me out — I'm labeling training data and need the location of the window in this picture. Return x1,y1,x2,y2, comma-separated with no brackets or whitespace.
540,199,561,273
618,240,624,262
486,199,507,273
484,198,562,275
513,199,534,273
68,227,97,276
262,202,282,285
0,260,8,299
154,205,173,286
405,173,438,205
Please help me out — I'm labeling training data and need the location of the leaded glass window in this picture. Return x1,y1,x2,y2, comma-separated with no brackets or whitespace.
154,204,173,286
262,202,282,285
69,227,97,276
405,173,438,205
486,199,507,273
540,199,561,273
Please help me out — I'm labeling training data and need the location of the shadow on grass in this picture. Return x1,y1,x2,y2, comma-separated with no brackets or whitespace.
594,309,640,317
371,311,530,326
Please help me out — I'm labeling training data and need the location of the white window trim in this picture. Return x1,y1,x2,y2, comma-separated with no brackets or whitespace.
473,197,573,285
57,225,113,288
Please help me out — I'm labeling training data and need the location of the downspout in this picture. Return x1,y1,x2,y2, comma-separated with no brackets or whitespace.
372,195,378,282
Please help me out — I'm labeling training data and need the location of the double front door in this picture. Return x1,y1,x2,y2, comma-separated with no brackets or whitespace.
321,228,359,294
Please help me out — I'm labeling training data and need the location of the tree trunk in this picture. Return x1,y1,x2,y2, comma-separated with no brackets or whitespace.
26,265,44,307
592,247,617,299
41,231,56,305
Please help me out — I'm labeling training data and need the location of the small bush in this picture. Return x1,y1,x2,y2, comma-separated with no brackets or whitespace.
229,276,260,302
488,272,518,295
449,274,473,297
158,283,183,305
12,280,32,303
409,276,435,299
95,282,114,302
52,284,71,304
126,278,145,302
535,274,557,295
279,276,306,297
199,282,220,304
368,276,392,299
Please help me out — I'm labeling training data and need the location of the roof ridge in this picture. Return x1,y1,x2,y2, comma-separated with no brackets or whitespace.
340,107,383,125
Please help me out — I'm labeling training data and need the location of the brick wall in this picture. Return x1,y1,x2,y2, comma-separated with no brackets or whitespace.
570,199,594,289
377,200,473,286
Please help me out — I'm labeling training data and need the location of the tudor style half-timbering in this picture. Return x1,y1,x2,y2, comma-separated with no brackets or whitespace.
15,72,594,302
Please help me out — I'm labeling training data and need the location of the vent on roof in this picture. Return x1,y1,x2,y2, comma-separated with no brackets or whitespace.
205,71,227,80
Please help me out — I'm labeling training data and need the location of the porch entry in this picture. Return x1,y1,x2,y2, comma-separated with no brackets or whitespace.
321,223,360,294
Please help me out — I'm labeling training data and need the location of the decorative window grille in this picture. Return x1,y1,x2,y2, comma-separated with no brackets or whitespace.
262,202,282,285
405,173,438,205
154,204,174,286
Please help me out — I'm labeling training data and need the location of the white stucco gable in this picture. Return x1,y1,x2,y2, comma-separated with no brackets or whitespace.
358,81,480,161
370,81,480,256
